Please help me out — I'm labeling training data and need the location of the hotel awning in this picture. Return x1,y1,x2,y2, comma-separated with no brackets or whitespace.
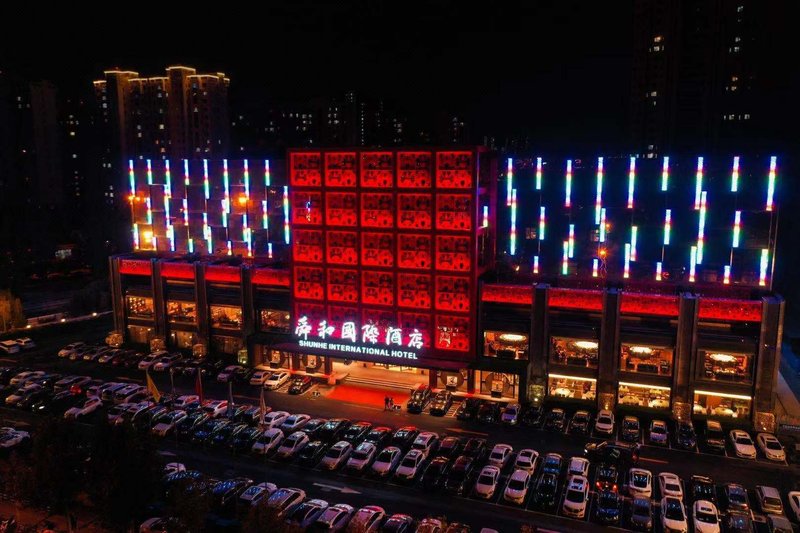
272,342,468,372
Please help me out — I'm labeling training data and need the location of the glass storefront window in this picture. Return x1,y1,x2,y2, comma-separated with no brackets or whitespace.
477,371,519,399
126,296,154,319
693,390,751,418
211,335,243,355
210,305,243,330
483,331,529,360
167,301,196,324
550,337,599,368
260,309,290,332
127,325,152,344
170,330,196,349
547,374,596,401
698,350,753,383
620,344,673,376
617,382,671,409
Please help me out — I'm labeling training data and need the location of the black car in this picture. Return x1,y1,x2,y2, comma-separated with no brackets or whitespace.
16,389,51,410
702,420,726,454
210,423,248,448
288,376,313,395
674,420,697,450
406,385,432,414
235,405,266,426
568,410,592,435
724,511,753,533
391,426,419,450
541,453,563,476
437,436,462,460
198,359,226,379
421,456,450,491
297,440,327,466
317,418,350,443
595,464,619,492
164,470,206,500
454,398,481,421
595,490,622,525
342,421,372,444
691,475,716,504
191,419,230,445
443,455,475,495
176,411,209,441
621,416,641,442
532,473,559,511
476,401,500,423
133,405,169,432
584,441,639,466
0,367,21,387
544,408,566,431
462,437,487,460
628,497,653,532
520,404,544,427
302,418,328,440
210,477,253,510
429,390,453,416
363,426,393,448
36,374,63,389
31,389,83,415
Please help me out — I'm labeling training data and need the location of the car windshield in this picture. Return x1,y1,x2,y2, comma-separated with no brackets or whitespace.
478,474,495,485
765,497,782,507
707,427,724,439
665,482,680,492
352,451,369,461
598,416,612,424
736,437,752,445
574,414,588,422
490,451,503,460
696,510,716,523
508,478,526,490
377,450,395,462
765,440,782,450
505,406,517,415
652,425,665,434
729,490,746,504
633,473,649,487
633,502,649,516
401,458,417,468
325,448,343,458
599,493,618,506
664,501,684,520
565,489,584,503
679,426,694,435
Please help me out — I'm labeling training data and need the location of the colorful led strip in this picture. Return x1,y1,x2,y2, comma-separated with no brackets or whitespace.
661,156,669,192
689,246,697,283
506,158,513,206
732,210,741,248
623,243,631,279
146,159,153,185
533,255,540,274
627,156,636,209
482,206,489,228
592,258,599,278
539,206,546,241
146,196,152,225
694,156,704,210
243,159,250,199
656,261,663,281
164,160,172,197
187,238,194,254
565,159,572,208
568,224,575,258
766,156,777,211
663,209,671,246
203,159,210,200
759,248,769,286
132,223,139,250
697,191,707,264
562,241,569,275
183,159,190,186
595,157,604,224
264,159,271,187
630,226,638,262
723,265,731,285
509,190,517,255
128,159,136,198
599,208,606,243
262,200,269,230
731,156,740,193
268,242,273,259
535,157,543,191
283,185,290,244
227,240,232,256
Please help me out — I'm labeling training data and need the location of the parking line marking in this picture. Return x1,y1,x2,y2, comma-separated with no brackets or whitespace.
444,427,489,436
638,457,669,464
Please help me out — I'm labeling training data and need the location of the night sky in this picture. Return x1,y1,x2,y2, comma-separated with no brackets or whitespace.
1,1,632,146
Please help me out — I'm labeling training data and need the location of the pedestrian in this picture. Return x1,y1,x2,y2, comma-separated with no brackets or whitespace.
389,397,394,410
384,396,389,411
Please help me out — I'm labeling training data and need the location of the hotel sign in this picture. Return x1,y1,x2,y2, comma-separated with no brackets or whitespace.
294,316,422,361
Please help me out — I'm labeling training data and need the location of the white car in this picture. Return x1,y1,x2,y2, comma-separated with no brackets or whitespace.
416,518,444,533
275,431,310,460
562,475,589,518
503,469,531,504
201,400,229,418
15,338,35,350
64,397,103,419
113,384,146,404
314,503,355,532
594,409,615,436
501,403,520,425
262,410,290,429
348,506,385,533
172,395,200,409
658,472,684,499
239,482,278,507
756,433,786,462
151,410,188,437
394,449,425,481
788,491,800,523
320,440,353,470
251,428,284,455
487,444,513,468
58,342,85,358
627,468,653,498
411,431,439,458
138,351,167,370
346,442,377,472
0,429,30,450
567,456,590,478
371,446,402,477
5,383,42,405
249,368,272,386
0,340,20,354
474,465,500,499
514,448,539,473
9,371,45,387
279,413,311,434
54,375,91,392
692,500,720,533
649,419,669,445
266,487,306,517
152,354,181,371
263,371,291,390
729,430,757,459
661,496,689,533
163,462,186,476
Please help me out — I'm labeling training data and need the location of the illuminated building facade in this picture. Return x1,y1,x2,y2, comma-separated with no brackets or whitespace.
109,150,784,429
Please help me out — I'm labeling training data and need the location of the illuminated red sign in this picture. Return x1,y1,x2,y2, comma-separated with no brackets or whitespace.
698,297,762,322
549,288,603,311
119,259,152,276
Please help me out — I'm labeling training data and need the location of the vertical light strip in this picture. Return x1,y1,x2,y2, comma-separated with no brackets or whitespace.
203,159,210,200
627,156,636,209
164,160,172,197
568,223,575,258
732,210,741,248
132,223,139,250
509,189,517,255
663,209,671,245
183,198,189,225
599,208,606,243
283,185,290,244
630,226,638,262
592,258,599,278
562,241,569,275
696,191,707,264
661,156,669,192
128,159,136,197
694,156,704,210
535,157,543,190
146,159,153,185
265,159,271,187
227,240,232,256
267,242,274,259
164,160,172,251
723,265,731,285
766,155,777,211
533,255,540,274
187,238,194,254
623,243,631,279
243,159,250,198
506,158,513,206
203,212,212,252
183,159,190,186
146,196,152,225
689,246,697,283
759,249,769,286
565,159,572,208
482,205,489,228
731,156,740,193
262,200,269,230
538,206,546,240
656,261,663,281
595,157,604,224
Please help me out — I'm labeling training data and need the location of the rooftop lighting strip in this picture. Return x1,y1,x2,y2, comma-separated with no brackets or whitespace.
759,248,769,287
696,191,707,264
223,158,230,213
655,261,663,281
539,206,546,241
562,241,569,275
146,158,153,185
164,160,172,197
694,390,752,401
203,159,210,200
694,156,704,210
663,209,671,246
568,223,575,258
283,186,290,244
689,246,697,283
187,238,194,254
627,156,636,209
132,223,139,250
619,381,671,391
183,159,190,186
766,156,777,211
267,242,273,259
535,157,543,190
549,374,596,383
262,200,269,230
592,258,599,278
128,159,136,197
661,156,669,192
533,255,540,274
723,265,731,285
264,159,271,187
183,198,189,225
146,196,152,225
623,243,631,279
630,226,638,262
509,189,517,255
565,159,572,208
731,156,740,193
506,158,513,206
595,157,604,224
732,210,741,248
598,208,606,243
482,206,489,228
227,240,232,256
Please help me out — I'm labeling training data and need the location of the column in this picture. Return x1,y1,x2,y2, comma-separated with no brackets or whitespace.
527,283,549,403
753,295,784,431
241,266,255,366
673,292,698,420
108,256,125,333
195,262,209,349
151,259,167,338
597,289,621,410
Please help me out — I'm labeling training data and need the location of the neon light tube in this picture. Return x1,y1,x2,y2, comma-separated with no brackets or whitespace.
506,158,513,206
697,191,707,264
539,206,546,241
509,189,517,255
164,160,172,197
227,240,232,256
732,210,741,248
203,159,210,200
599,208,606,243
146,196,152,225
623,243,631,279
243,159,250,198
759,248,769,286
482,206,489,228
731,156,740,193
188,238,194,254
630,226,638,262
664,209,671,245
283,186,290,244
562,241,569,275
268,242,273,259
694,157,704,210
723,265,731,285
168,225,175,252
656,261,662,281
766,156,777,211
568,223,575,258
128,160,135,197
151,235,157,250
535,157,542,190
592,258,599,278
533,255,539,274
204,213,212,252
262,200,269,230
565,159,572,208
265,159,271,187
183,159,190,186
661,156,669,192
595,157,603,224
146,159,153,185
132,223,139,250
627,156,636,209
223,159,230,213
183,198,188,225
689,246,697,283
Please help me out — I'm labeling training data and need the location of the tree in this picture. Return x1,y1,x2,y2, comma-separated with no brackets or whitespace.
167,485,211,533
240,503,301,533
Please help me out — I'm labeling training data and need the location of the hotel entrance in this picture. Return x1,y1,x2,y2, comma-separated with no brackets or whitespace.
331,358,429,389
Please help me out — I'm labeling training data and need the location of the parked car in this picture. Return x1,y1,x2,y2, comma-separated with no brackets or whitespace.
363,426,393,449
691,476,716,505
395,449,425,482
473,465,500,499
216,365,249,383
54,375,91,393
594,409,615,436
251,428,285,455
263,371,290,390
421,456,450,491
288,375,314,394
320,440,353,470
595,464,619,492
348,505,385,533
280,413,311,434
729,430,757,459
201,400,230,418
627,468,653,498
500,403,520,425
544,408,566,431
569,410,592,435
319,419,351,443
562,475,590,518
476,401,500,423
436,436,462,460
172,395,200,409
702,420,726,454
0,341,20,355
660,497,688,533
138,351,166,371
58,342,86,358
382,513,414,533
503,468,531,504
514,448,539,473
152,354,182,371
266,487,306,518
275,430,309,460
302,418,328,440
411,431,439,458
596,489,623,525
406,385,431,413
766,514,793,533
297,440,328,466
724,483,751,513
285,499,329,530
629,497,653,532
190,418,230,445
175,411,209,441
692,500,720,533
532,472,559,511
10,371,45,387
429,390,453,416
239,482,278,507
211,477,253,510
567,456,590,478
455,398,481,421
313,503,355,532
249,368,271,386
756,433,786,462
391,426,419,450
520,404,544,427
371,446,402,477
755,485,784,515
444,455,475,495
621,416,641,442
345,441,377,472
342,421,373,444
64,397,103,419
649,420,669,446
658,472,684,499
488,443,513,468
675,421,697,450
788,491,800,523
229,426,262,453
462,437,487,461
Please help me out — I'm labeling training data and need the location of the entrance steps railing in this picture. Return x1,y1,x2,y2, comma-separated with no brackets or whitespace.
342,374,419,391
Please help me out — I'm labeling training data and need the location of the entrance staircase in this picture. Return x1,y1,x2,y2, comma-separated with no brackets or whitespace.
342,374,421,392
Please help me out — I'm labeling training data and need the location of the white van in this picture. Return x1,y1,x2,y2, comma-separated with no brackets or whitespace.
0,341,20,354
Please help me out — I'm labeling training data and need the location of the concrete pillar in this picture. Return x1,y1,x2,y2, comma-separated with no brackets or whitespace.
108,256,125,333
195,262,209,348
753,296,784,430
528,283,549,404
151,259,167,338
241,266,255,366
597,289,621,409
672,293,698,420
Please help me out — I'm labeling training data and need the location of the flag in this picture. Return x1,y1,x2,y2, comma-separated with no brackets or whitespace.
146,372,161,403
195,370,204,404
226,380,234,418
259,386,266,429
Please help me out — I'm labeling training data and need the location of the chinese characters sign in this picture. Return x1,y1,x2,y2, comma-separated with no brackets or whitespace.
294,315,422,361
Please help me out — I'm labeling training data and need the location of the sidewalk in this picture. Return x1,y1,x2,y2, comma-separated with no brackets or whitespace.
778,311,800,419
0,501,105,532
